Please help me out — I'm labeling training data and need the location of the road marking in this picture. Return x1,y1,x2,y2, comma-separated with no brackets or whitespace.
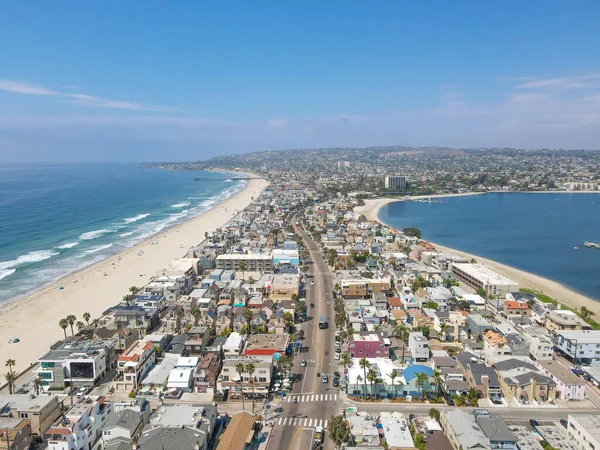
310,394,315,401
308,418,313,427
324,419,328,427
278,417,283,426
287,426,302,450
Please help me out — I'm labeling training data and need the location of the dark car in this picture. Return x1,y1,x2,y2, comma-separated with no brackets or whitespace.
333,371,341,378
445,395,455,406
560,419,568,429
529,419,540,428
332,377,340,387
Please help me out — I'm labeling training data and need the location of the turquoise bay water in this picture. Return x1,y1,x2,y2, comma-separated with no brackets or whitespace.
0,164,245,304
378,193,600,301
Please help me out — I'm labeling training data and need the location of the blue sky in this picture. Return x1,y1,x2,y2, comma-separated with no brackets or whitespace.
1,1,599,162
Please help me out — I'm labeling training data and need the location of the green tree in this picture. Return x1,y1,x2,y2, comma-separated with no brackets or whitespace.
283,312,294,330
66,314,77,336
153,345,164,358
359,358,370,399
33,375,43,395
247,275,256,285
439,322,450,342
429,408,441,422
402,227,421,239
220,327,232,338
340,352,352,373
243,309,254,338
432,370,444,396
76,321,85,331
245,362,256,414
423,300,439,310
415,372,429,398
82,312,91,325
129,286,140,295
5,359,15,380
412,276,428,291
327,414,350,449
59,318,69,339
389,369,399,399
581,306,595,322
476,287,486,298
238,261,246,280
191,308,200,325
4,371,17,395
367,368,377,400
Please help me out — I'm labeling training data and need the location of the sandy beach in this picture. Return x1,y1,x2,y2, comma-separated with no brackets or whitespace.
356,194,600,316
0,176,269,380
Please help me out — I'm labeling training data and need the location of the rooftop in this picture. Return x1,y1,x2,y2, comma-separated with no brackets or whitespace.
452,263,518,286
244,334,289,351
558,330,600,343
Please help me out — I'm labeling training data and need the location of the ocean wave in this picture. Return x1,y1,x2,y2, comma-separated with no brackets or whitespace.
171,202,191,208
124,213,150,224
83,244,114,254
80,229,111,240
0,250,60,271
0,269,16,281
56,242,80,249
119,232,134,237
225,179,232,182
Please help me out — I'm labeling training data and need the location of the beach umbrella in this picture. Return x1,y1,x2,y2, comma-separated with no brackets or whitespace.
273,352,282,361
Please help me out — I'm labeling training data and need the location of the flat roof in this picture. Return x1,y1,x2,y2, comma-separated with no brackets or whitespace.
557,330,600,343
216,253,272,260
452,263,518,286
244,334,289,351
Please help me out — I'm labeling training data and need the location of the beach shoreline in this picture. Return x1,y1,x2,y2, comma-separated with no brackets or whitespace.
355,194,600,316
0,175,269,379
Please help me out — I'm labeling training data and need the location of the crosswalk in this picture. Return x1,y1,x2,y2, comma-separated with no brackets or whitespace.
276,417,328,428
284,393,338,403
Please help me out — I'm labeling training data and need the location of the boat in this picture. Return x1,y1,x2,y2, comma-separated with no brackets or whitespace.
574,246,579,250
584,241,600,249
194,177,200,181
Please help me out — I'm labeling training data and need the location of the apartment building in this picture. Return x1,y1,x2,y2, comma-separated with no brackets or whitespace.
555,330,600,365
217,356,273,398
567,414,600,450
409,331,429,362
215,253,273,273
341,278,390,299
0,418,32,450
544,310,591,333
0,394,62,436
348,333,390,359
451,263,518,298
483,330,511,357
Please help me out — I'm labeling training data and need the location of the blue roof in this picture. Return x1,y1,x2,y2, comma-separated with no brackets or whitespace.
403,364,434,382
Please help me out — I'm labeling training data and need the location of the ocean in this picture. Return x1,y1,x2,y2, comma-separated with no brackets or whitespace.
378,193,600,301
0,164,245,304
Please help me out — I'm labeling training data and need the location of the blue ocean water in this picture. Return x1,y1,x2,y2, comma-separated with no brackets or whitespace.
378,193,600,301
0,164,245,304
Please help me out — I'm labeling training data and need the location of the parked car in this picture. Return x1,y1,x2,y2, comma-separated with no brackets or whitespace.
334,352,340,360
322,374,328,383
529,419,540,428
445,395,455,406
301,360,307,367
332,377,340,387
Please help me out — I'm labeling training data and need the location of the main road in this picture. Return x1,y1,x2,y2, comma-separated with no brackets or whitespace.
267,215,341,450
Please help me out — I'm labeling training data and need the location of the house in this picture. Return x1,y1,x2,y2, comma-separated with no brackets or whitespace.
215,411,256,450
457,352,502,401
494,358,556,403
139,403,217,450
46,397,113,450
194,353,222,394
0,394,61,436
0,418,32,450
466,314,493,337
441,409,491,450
218,356,273,399
114,339,156,391
100,409,144,447
348,333,390,358
474,411,517,450
535,360,585,400
184,326,210,356
111,306,159,336
482,330,511,357
544,310,591,333
408,332,429,362
503,300,530,317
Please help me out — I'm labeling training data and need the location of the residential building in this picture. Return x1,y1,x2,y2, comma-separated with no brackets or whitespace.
457,352,502,401
503,300,531,317
466,314,493,337
544,310,591,333
475,411,517,450
0,394,61,436
215,253,273,273
184,326,211,356
494,359,556,403
482,330,511,357
384,175,407,191
139,403,217,450
529,334,554,361
340,278,390,299
0,418,32,450
114,339,156,391
451,263,518,298
567,414,600,450
215,411,256,450
536,360,585,400
555,330,600,365
194,353,221,394
46,397,113,450
100,409,144,447
408,332,429,362
348,333,390,358
243,334,289,357
441,409,491,450
218,356,273,399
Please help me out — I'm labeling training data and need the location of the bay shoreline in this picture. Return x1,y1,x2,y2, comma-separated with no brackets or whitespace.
355,192,600,316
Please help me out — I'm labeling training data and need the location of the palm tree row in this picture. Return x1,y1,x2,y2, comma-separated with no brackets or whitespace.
5,359,16,394
235,361,257,414
58,311,93,338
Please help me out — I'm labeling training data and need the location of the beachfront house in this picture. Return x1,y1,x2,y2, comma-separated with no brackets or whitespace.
114,339,157,391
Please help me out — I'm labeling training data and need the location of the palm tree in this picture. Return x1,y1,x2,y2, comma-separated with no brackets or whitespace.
432,370,444,397
59,318,69,338
243,309,254,338
238,261,246,280
5,359,16,391
367,368,377,400
205,231,209,240
123,294,134,305
415,372,429,399
259,286,267,299
92,318,100,329
33,376,43,395
359,358,370,399
245,362,256,414
247,275,256,285
82,312,91,325
356,374,363,398
66,314,77,336
439,322,450,342
283,312,294,331
76,321,85,331
389,369,399,399
191,308,200,325
340,352,352,374
129,286,140,295
4,371,16,395
581,306,595,322
174,309,182,334
235,363,246,411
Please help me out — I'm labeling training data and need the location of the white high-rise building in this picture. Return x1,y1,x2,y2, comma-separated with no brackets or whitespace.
384,175,407,191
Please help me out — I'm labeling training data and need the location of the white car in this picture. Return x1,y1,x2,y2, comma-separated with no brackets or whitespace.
311,281,315,286
334,352,340,360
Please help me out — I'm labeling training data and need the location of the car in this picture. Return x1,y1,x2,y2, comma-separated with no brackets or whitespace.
529,419,540,428
444,395,455,406
310,303,314,308
334,352,340,360
301,360,307,367
333,371,341,378
332,377,340,387
322,374,328,383
560,419,568,429
311,281,315,286
293,397,298,403
584,374,592,382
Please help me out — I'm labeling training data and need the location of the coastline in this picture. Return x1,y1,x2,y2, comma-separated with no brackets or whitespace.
355,194,600,316
0,176,269,379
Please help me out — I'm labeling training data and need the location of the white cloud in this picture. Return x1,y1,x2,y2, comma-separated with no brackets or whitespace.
517,74,600,90
0,79,164,111
267,118,287,128
0,79,59,96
